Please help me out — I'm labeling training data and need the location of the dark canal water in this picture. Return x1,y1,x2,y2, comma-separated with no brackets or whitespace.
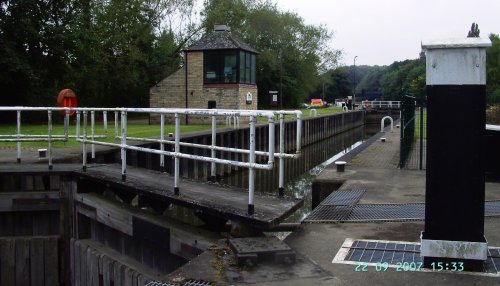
218,124,379,223
163,124,378,228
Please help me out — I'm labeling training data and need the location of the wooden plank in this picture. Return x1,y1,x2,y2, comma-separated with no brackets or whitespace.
15,212,33,236
15,238,30,286
74,240,81,286
88,248,99,286
34,212,55,236
132,271,140,286
70,238,75,286
0,163,82,175
0,192,60,212
77,239,168,284
113,261,123,286
0,238,15,286
80,242,88,286
76,164,304,229
136,274,145,286
30,237,45,286
123,266,134,286
75,193,133,236
44,237,60,286
101,255,112,286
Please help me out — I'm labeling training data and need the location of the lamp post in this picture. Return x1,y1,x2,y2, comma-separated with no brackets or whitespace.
353,56,358,110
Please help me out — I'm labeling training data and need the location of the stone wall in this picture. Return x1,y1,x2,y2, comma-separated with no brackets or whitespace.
149,67,185,110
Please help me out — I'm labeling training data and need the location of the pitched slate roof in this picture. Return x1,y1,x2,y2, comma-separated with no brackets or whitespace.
186,30,259,54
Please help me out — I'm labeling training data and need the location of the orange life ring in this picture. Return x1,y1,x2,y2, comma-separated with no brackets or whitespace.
57,89,77,115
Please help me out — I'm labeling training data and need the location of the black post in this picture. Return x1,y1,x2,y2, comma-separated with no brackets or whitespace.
421,38,491,272
419,98,424,170
184,51,189,125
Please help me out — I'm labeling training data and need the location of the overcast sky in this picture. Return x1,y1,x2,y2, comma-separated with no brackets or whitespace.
274,0,500,66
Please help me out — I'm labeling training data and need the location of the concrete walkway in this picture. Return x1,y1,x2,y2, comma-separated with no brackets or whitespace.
275,127,500,286
165,126,500,285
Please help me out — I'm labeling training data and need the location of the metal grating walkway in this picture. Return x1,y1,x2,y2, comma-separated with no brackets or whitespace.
333,239,500,274
321,189,366,205
146,281,212,286
304,200,500,223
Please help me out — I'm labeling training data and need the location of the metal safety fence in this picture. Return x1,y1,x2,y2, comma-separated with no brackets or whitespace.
0,107,302,214
398,95,416,168
398,94,427,170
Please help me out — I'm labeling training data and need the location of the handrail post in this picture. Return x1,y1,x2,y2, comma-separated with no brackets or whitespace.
64,109,69,141
296,112,302,155
210,115,216,182
278,114,285,197
91,110,95,159
174,113,180,195
248,115,256,215
121,110,127,181
160,113,165,170
103,111,108,136
76,111,81,139
82,111,87,172
47,110,53,170
114,111,119,138
16,110,21,163
268,116,275,165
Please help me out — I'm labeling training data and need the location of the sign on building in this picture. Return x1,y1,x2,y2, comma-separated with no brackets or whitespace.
269,91,278,107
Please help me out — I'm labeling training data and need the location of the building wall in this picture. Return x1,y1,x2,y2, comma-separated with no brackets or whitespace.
149,51,258,124
149,67,185,111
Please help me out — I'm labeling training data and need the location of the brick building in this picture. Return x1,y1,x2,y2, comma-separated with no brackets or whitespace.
149,25,259,124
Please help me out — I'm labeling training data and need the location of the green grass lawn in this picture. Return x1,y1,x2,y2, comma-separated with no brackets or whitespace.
302,106,344,117
0,123,209,149
257,106,344,122
414,109,427,139
0,106,346,149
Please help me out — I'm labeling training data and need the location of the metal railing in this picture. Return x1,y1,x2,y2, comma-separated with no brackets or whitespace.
361,101,401,110
399,95,416,168
0,107,302,214
380,116,394,132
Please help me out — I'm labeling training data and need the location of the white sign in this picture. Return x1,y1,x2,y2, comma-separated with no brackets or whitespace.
246,92,253,104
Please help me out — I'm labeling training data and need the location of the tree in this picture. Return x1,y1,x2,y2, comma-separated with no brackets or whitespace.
201,0,340,108
325,67,352,102
0,0,75,108
486,33,500,105
355,66,386,94
0,0,196,113
378,59,424,100
467,22,480,37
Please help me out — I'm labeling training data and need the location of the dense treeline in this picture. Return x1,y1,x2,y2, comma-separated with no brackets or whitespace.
2,1,498,113
0,0,339,111
320,33,500,105
0,0,190,109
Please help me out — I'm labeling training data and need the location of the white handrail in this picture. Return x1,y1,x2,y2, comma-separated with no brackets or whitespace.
361,101,401,109
0,106,302,215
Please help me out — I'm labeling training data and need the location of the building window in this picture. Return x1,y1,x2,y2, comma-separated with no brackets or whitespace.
204,50,256,85
239,51,256,84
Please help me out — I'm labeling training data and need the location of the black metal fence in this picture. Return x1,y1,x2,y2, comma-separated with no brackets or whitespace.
399,95,416,168
399,94,427,169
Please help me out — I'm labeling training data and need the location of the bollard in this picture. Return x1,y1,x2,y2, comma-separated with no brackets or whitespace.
335,161,346,172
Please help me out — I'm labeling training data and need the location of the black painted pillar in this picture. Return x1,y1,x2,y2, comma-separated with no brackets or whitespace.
421,38,492,271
